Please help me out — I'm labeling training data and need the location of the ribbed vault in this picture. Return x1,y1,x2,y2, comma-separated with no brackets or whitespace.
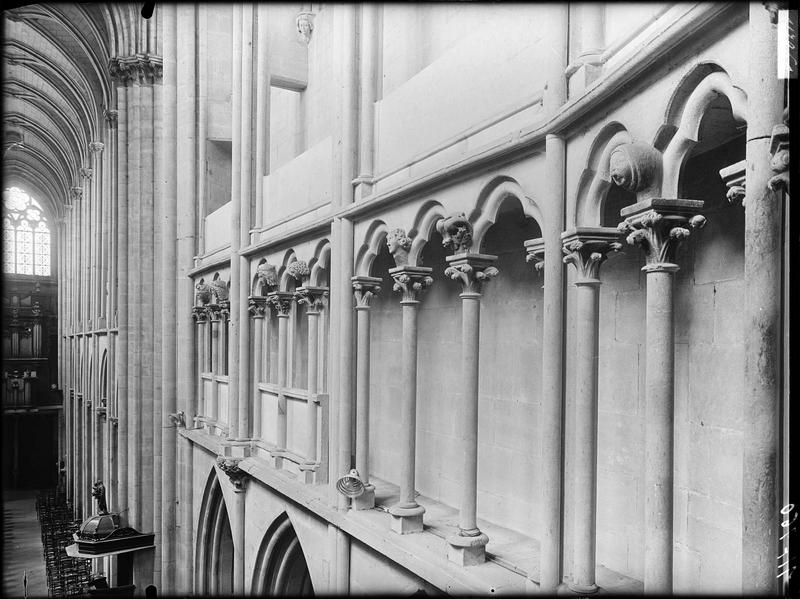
2,3,140,221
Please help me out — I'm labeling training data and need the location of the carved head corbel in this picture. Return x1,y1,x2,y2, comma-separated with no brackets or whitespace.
609,142,663,202
387,228,413,267
436,213,473,254
256,262,278,292
296,11,315,43
210,279,229,303
195,281,212,305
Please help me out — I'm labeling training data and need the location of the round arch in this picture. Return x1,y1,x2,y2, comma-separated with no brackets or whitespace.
251,513,314,596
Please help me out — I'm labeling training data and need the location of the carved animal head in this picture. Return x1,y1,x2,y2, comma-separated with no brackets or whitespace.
436,213,473,254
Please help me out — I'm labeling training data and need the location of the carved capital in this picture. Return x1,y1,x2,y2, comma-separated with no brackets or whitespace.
256,262,278,291
218,300,231,320
266,291,294,316
248,296,268,318
216,457,248,492
70,186,83,201
286,260,311,284
192,305,208,323
389,266,434,304
561,228,623,282
617,198,706,269
109,54,163,85
609,142,663,202
719,160,747,206
89,142,105,154
436,213,473,254
524,238,546,274
443,254,499,295
387,228,413,267
295,286,328,313
80,167,93,180
206,304,222,322
352,276,382,309
768,116,789,193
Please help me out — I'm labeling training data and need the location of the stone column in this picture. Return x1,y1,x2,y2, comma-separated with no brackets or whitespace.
208,305,221,424
296,286,329,484
618,199,705,593
267,291,294,467
742,4,788,593
193,300,209,413
216,457,248,594
561,228,622,593
354,2,379,200
248,296,267,441
387,229,433,534
351,276,382,508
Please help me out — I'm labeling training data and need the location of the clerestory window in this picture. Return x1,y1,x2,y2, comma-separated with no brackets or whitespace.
3,187,51,276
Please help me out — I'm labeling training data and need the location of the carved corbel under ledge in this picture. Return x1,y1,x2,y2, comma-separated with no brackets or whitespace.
437,213,474,254
719,160,747,206
767,111,789,193
524,238,546,276
387,228,413,267
216,456,249,492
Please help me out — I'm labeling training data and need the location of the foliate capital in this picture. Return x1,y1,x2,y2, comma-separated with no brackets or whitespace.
524,238,546,274
352,276,382,309
436,213,473,254
248,296,268,318
70,186,83,201
80,167,93,180
389,266,433,304
206,304,222,322
216,456,249,492
109,54,163,86
266,291,294,316
609,142,663,202
561,227,623,282
387,228,412,267
218,300,231,320
286,260,311,284
617,198,705,269
89,141,105,154
443,253,499,295
295,286,328,313
192,305,208,323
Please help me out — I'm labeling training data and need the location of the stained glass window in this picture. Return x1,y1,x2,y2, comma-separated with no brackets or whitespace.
3,187,50,276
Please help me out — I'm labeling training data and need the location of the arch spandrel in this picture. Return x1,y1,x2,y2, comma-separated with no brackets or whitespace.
471,178,543,249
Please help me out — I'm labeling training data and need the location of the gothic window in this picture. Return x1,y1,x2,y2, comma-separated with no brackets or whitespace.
3,187,51,276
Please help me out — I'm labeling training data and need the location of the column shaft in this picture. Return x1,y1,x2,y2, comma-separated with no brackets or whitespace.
306,311,320,462
571,281,601,592
459,294,481,534
277,314,289,451
399,301,419,508
643,267,676,593
354,307,370,481
742,4,784,592
252,316,264,440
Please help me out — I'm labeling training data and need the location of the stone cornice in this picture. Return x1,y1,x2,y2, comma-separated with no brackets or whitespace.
352,276,382,309
443,253,499,295
109,54,163,85
617,198,706,269
561,227,623,282
389,266,434,304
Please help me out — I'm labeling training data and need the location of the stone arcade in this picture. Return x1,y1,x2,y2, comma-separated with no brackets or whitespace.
2,2,792,596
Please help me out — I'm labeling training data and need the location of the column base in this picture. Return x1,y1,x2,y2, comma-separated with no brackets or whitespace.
446,531,489,566
353,484,375,510
388,504,425,534
567,581,599,594
269,448,285,470
298,461,318,484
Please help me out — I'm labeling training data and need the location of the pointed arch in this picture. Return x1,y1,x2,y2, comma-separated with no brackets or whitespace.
252,512,314,596
355,220,389,276
195,467,234,596
310,239,331,286
407,200,447,266
575,123,634,227
660,65,747,197
471,177,543,249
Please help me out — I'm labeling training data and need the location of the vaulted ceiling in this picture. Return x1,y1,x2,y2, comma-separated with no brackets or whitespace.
2,3,149,221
